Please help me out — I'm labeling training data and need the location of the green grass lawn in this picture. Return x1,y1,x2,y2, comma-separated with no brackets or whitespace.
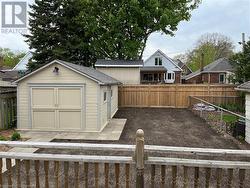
222,114,239,123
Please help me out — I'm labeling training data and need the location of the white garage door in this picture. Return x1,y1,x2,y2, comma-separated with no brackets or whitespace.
31,87,83,130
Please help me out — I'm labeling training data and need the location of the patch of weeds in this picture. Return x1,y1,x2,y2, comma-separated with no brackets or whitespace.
207,113,219,121
11,132,21,141
0,135,7,141
237,135,245,142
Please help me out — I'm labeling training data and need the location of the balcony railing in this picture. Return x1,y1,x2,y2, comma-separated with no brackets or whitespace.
0,129,250,187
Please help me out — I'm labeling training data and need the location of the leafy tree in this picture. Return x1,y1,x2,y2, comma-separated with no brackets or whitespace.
173,54,188,63
0,48,25,68
187,33,234,71
230,39,250,83
26,0,200,70
82,0,200,60
26,0,94,70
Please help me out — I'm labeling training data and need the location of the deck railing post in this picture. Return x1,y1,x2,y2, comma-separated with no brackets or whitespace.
135,129,145,188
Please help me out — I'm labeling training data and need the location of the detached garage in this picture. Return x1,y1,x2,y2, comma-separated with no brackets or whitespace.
15,60,120,132
236,81,250,143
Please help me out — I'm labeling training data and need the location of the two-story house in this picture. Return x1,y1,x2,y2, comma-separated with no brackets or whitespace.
141,50,183,84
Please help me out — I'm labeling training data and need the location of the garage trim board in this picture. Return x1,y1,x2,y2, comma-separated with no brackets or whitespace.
29,84,85,131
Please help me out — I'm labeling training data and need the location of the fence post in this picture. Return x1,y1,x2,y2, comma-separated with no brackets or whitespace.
188,96,191,109
0,96,2,129
135,129,145,188
220,110,224,131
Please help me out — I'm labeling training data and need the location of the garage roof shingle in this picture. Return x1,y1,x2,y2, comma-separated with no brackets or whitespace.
236,81,250,92
57,60,121,85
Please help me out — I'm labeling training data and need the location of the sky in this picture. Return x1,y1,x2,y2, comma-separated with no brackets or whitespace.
0,0,250,60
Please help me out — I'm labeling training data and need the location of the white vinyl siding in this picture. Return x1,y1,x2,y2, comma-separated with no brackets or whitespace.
17,63,99,132
0,80,14,87
144,51,181,72
111,85,118,117
245,94,250,143
96,67,140,85
100,86,108,130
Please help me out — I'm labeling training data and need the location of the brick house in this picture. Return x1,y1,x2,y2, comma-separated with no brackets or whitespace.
183,58,234,84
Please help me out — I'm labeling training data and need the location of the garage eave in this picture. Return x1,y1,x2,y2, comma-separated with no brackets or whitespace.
14,60,120,85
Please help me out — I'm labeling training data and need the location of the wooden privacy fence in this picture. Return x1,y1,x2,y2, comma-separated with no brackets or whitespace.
118,84,240,108
0,91,17,129
0,129,250,187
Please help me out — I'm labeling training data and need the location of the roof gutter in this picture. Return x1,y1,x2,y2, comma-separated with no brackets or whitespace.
235,88,250,92
95,65,143,67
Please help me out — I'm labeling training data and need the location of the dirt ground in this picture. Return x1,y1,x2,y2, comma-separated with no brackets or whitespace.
0,129,15,152
2,108,250,187
49,108,243,149
114,108,242,149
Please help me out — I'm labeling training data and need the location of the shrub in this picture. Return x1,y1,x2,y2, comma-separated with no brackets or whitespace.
11,132,21,141
219,103,245,113
0,135,7,141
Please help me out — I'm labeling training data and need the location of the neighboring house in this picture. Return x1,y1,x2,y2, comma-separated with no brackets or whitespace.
183,58,234,84
0,71,19,86
175,59,192,76
95,59,143,85
142,50,182,84
14,60,120,132
236,81,250,144
12,51,33,71
0,56,18,86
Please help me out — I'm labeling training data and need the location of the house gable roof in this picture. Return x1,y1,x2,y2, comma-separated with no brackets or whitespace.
183,58,234,80
14,60,121,85
175,59,192,73
236,81,250,92
95,59,143,67
144,50,182,71
12,51,33,71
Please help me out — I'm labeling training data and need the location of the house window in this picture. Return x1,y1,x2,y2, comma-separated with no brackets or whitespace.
143,74,153,81
104,91,107,102
155,57,162,66
167,73,175,80
219,74,225,83
167,73,172,80
159,58,162,65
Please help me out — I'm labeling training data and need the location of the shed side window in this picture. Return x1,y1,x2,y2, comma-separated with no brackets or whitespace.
104,92,107,102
